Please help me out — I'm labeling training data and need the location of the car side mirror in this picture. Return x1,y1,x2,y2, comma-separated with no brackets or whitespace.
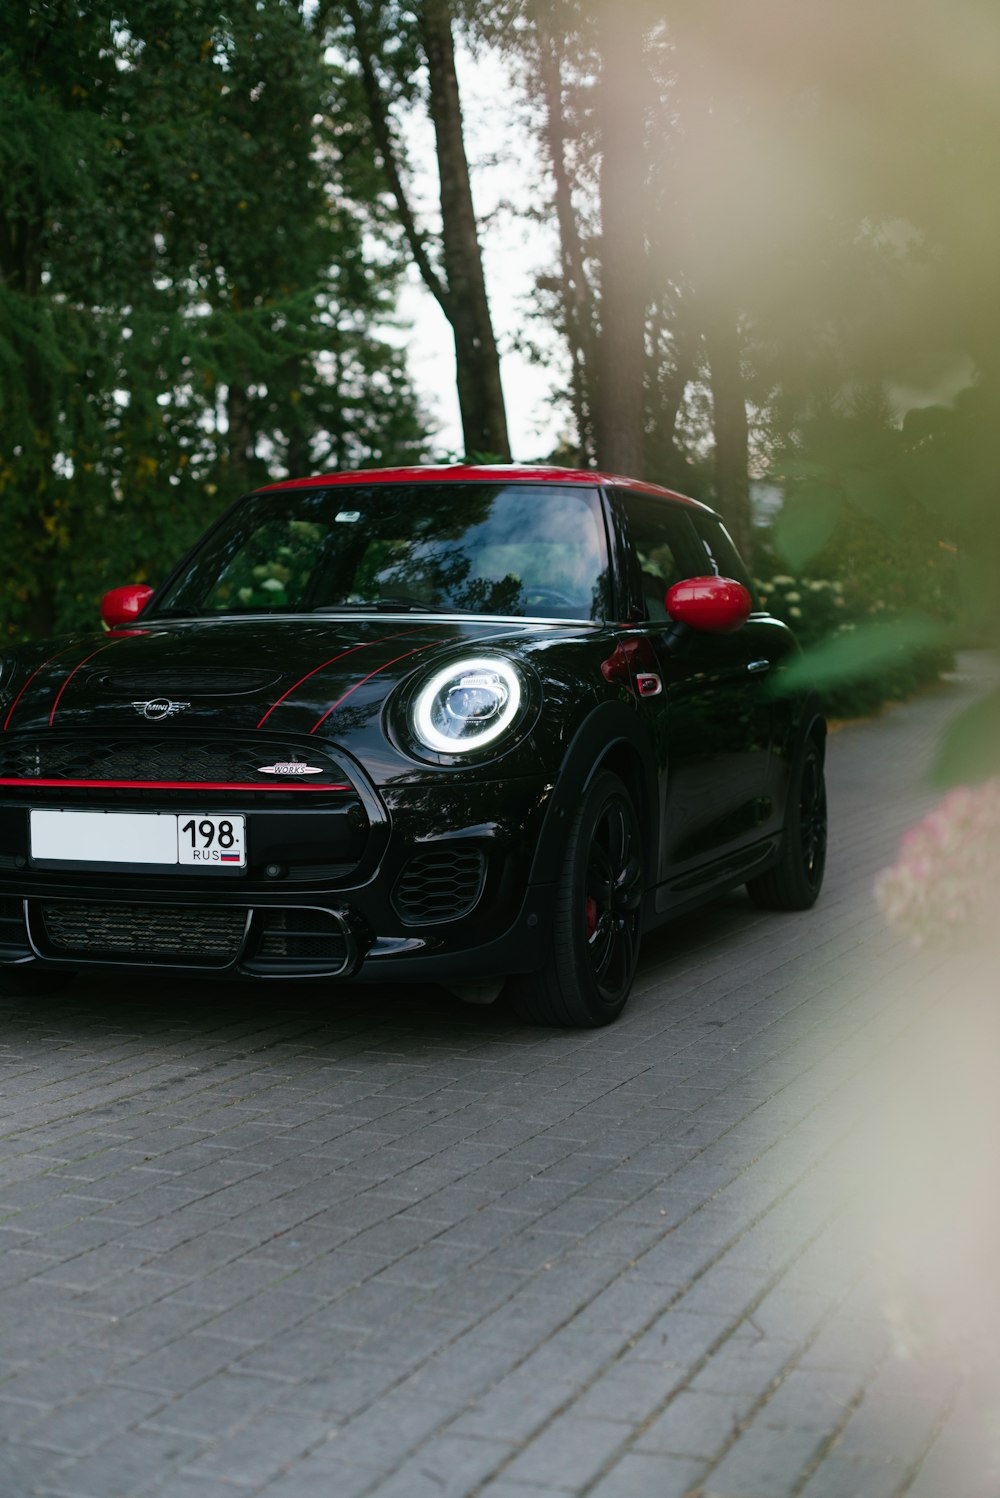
101,584,154,629
665,576,752,635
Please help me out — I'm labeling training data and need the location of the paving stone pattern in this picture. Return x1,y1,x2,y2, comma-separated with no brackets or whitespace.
1,659,996,1497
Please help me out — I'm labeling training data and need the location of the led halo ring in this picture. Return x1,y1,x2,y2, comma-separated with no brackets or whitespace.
412,656,523,755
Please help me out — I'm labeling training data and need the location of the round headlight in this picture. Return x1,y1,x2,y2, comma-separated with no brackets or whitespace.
412,657,523,754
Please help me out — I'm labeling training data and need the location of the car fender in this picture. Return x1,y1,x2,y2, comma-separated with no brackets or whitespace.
783,690,827,764
527,700,659,888
766,689,826,832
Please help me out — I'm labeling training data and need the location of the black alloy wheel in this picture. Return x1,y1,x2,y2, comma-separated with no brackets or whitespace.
512,770,644,1027
747,738,827,910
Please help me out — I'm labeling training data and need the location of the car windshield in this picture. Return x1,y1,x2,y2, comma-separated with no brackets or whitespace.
150,483,612,622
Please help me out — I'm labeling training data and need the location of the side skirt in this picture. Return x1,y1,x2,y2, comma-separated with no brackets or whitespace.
646,835,782,926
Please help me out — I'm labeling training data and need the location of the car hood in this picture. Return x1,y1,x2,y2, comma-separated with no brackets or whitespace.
2,614,574,741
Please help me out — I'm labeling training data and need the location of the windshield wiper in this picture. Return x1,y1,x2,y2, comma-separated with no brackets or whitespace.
314,598,449,614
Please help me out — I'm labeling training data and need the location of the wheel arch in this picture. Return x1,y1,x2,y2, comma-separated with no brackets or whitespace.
777,688,827,768
528,702,658,888
801,694,827,761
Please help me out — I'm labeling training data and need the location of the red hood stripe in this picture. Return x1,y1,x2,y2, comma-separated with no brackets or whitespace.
0,778,350,793
256,629,415,729
309,641,441,734
48,637,131,727
4,641,98,733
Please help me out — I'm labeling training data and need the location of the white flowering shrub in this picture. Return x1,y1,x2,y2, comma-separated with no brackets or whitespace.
755,571,952,717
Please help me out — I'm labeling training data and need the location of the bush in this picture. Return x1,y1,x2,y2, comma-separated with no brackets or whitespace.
755,572,954,719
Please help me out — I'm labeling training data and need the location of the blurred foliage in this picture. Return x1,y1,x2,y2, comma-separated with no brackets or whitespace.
749,0,1000,757
471,0,1000,581
768,380,995,745
0,1,428,643
758,567,953,721
932,691,1000,790
755,393,960,716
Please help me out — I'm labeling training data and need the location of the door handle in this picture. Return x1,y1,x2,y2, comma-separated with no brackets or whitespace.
746,659,771,674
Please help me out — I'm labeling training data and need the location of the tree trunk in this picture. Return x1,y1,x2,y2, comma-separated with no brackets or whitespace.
593,4,646,477
705,312,754,560
226,377,256,493
1,195,59,639
344,0,451,317
644,302,697,488
419,0,510,461
537,28,597,466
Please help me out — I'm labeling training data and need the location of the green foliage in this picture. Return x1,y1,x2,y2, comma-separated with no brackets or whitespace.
931,689,1000,788
760,392,969,716
0,2,428,643
758,571,954,720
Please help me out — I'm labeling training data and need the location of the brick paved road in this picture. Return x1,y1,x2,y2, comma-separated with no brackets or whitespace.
1,659,996,1498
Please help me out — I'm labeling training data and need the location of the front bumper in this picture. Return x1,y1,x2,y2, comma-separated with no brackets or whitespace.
0,772,555,984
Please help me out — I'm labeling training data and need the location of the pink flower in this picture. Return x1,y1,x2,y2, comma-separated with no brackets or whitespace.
875,778,1000,949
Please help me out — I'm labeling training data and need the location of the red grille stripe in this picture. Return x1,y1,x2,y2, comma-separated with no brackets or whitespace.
4,642,96,733
309,642,440,734
48,637,131,727
0,778,351,792
256,630,415,729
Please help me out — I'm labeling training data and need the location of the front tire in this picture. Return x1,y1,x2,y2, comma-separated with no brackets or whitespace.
747,737,827,910
512,771,643,1027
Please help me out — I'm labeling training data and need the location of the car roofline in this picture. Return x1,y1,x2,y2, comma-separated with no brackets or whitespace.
250,464,711,512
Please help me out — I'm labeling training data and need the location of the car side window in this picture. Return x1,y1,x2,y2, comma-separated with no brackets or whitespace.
612,490,704,622
689,514,756,598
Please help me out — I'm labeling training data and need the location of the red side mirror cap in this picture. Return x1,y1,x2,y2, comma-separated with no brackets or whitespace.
666,576,752,634
101,584,154,629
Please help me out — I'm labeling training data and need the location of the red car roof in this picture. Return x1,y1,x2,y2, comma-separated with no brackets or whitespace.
253,464,707,509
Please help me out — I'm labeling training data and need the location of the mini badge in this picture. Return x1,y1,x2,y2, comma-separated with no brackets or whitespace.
131,699,191,720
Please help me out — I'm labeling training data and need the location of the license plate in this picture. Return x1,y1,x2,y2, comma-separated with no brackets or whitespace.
30,810,246,869
176,814,246,867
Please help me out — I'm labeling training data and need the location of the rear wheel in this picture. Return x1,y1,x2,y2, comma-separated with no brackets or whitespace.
511,771,643,1027
747,738,826,910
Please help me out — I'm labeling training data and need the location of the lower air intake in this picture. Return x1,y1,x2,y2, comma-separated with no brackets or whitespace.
391,847,486,925
39,903,247,962
253,908,349,964
0,898,28,954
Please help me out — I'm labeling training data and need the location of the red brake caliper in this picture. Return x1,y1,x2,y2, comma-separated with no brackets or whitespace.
585,896,598,938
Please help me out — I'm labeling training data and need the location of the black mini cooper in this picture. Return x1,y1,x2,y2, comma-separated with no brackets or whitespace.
0,466,826,1026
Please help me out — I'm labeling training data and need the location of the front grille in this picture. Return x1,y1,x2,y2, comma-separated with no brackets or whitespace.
392,848,486,925
253,909,349,964
0,736,350,790
38,903,247,962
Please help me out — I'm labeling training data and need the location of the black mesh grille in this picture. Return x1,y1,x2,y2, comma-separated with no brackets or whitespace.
253,908,349,964
392,848,486,925
94,668,280,697
39,903,247,961
0,736,348,788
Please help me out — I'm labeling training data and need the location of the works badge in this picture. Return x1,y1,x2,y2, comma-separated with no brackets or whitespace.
257,762,324,776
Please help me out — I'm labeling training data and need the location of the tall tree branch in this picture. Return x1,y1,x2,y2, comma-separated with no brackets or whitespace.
537,26,597,464
344,0,451,317
419,0,510,458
